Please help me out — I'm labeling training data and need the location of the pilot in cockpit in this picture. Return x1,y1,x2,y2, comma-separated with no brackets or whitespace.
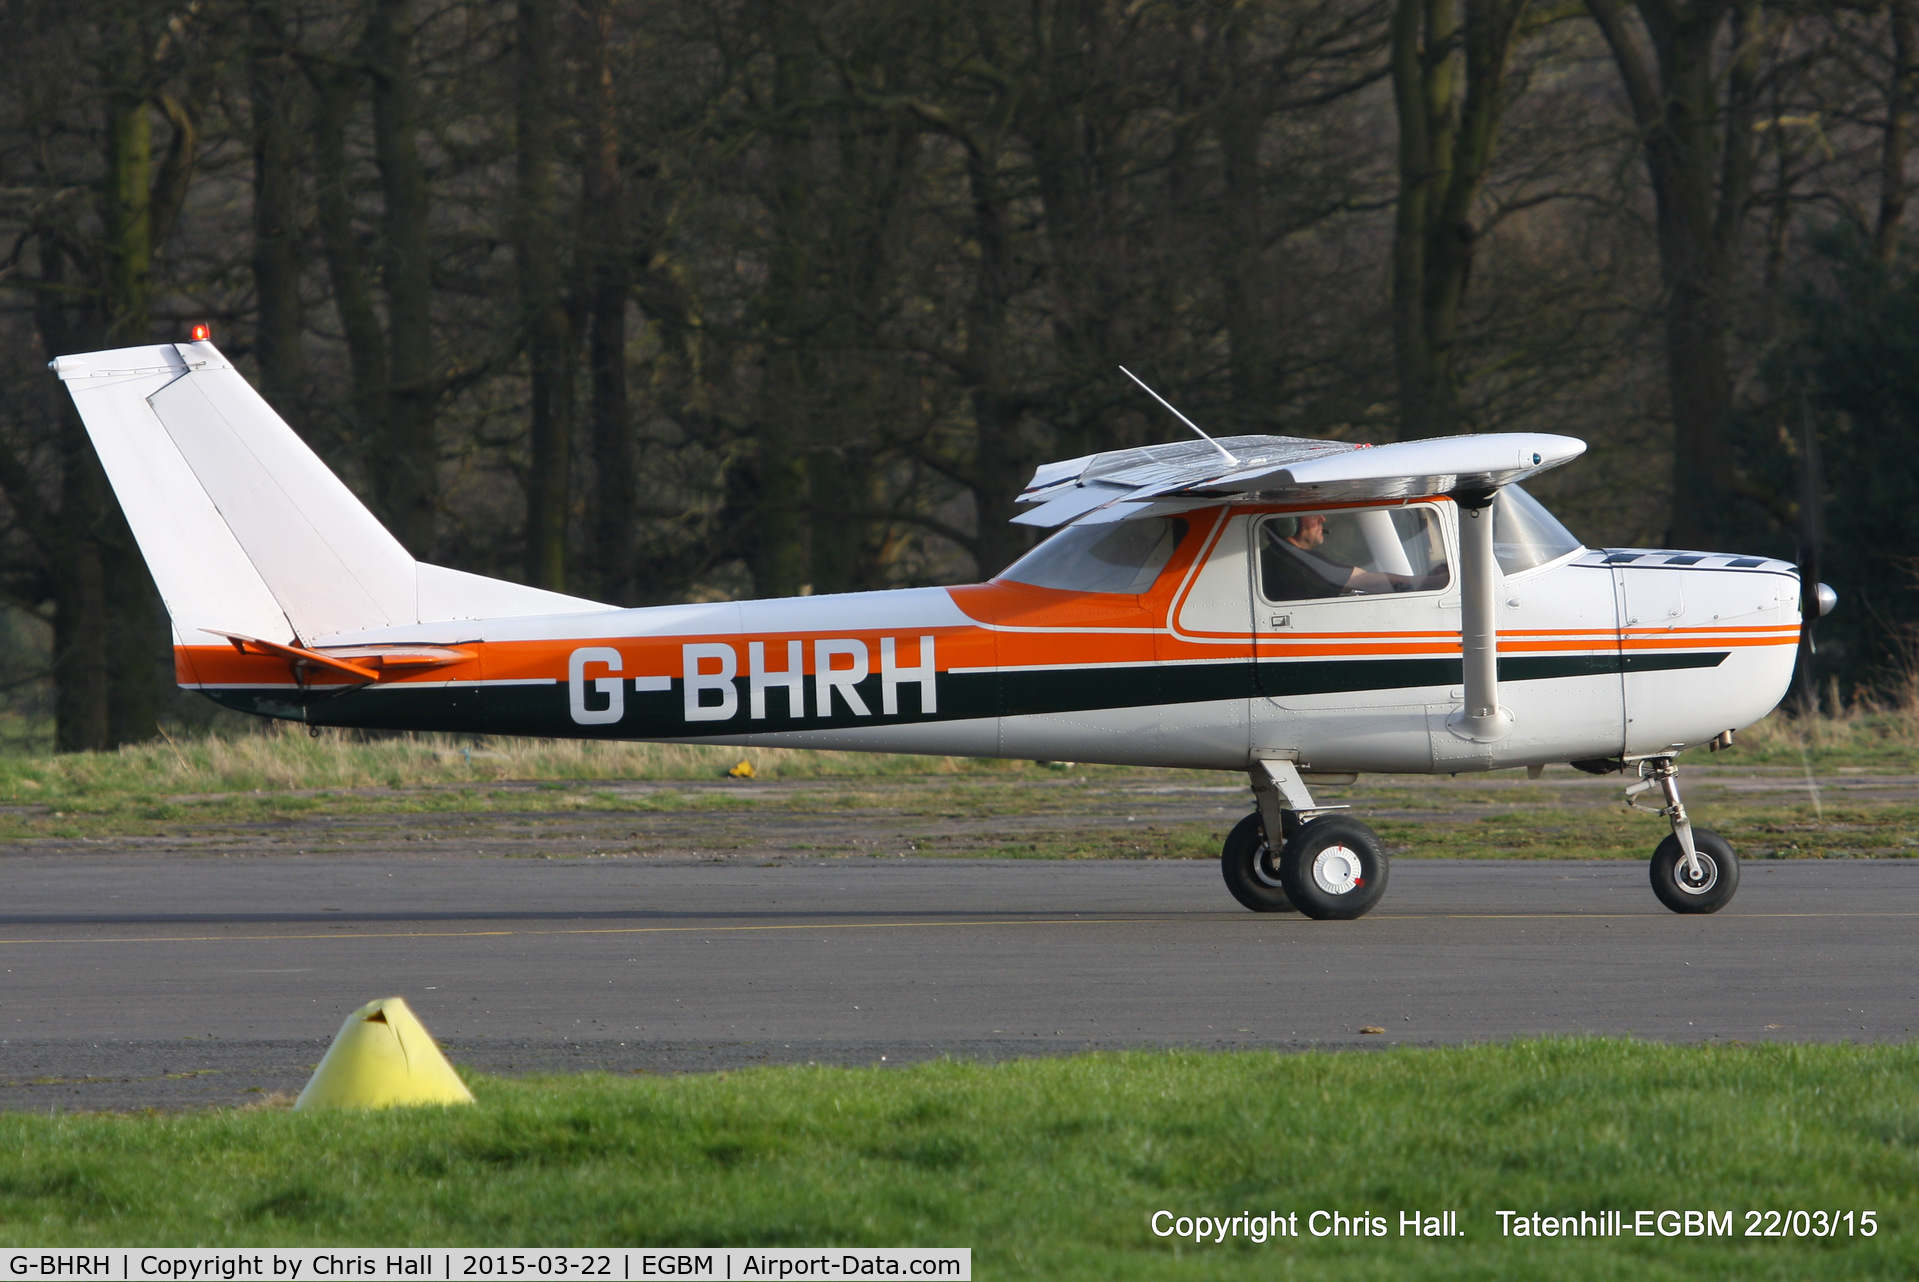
1263,514,1445,600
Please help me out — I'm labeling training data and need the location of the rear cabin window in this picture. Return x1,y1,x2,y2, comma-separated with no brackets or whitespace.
1258,507,1450,602
999,517,1189,594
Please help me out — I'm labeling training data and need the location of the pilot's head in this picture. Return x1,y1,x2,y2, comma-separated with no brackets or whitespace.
1284,514,1327,549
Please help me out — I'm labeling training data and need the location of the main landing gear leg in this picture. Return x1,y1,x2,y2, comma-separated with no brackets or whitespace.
1219,760,1389,920
1629,757,1740,914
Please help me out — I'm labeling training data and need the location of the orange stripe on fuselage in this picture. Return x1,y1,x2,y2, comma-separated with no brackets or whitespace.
173,621,1792,693
171,515,1796,691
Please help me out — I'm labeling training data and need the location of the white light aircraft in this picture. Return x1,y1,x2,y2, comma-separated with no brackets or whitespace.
52,338,1834,918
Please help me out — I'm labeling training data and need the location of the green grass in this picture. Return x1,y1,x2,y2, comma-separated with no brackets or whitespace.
0,722,1040,798
1362,801,1919,861
1729,704,1919,770
1,711,1917,859
0,725,1071,835
0,1042,1912,1277
0,703,1906,811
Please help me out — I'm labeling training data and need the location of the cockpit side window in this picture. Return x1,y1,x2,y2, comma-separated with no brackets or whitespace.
999,516,1190,594
1493,485,1583,574
1258,507,1451,603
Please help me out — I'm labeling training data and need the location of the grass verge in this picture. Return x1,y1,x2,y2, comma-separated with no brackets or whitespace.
2,702,1914,807
0,726,1073,835
2,712,1917,859
0,1040,1913,1278
0,723,1039,799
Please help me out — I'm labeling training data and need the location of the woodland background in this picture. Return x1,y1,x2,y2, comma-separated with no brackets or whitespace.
0,0,1914,752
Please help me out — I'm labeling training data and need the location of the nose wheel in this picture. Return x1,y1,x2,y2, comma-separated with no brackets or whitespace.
1630,758,1740,914
1649,829,1739,913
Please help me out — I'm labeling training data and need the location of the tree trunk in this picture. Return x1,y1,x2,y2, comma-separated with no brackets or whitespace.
95,44,168,745
745,1,814,599
364,0,437,558
1391,0,1448,439
103,509,161,746
809,443,878,595
310,64,391,460
1880,0,1916,262
1215,18,1277,423
249,2,308,430
1587,0,1756,547
53,408,110,754
964,136,1029,580
1393,0,1527,439
516,0,573,590
102,87,151,345
28,235,111,754
579,0,634,604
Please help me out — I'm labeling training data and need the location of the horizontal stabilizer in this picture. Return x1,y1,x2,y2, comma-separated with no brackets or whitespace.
211,631,475,685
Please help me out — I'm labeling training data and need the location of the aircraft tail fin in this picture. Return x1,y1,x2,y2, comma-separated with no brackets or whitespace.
51,340,606,647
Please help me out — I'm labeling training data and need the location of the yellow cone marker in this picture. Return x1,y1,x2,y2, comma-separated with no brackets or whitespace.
294,996,476,1110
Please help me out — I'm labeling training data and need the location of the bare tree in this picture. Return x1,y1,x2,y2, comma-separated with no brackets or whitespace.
516,0,574,590
1392,0,1531,438
1586,0,1766,546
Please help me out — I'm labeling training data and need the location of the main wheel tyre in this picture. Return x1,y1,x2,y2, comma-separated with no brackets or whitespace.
1649,829,1739,914
1220,812,1295,913
1278,817,1389,920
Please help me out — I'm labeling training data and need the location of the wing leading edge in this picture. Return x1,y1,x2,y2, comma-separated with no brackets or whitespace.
1014,431,1586,528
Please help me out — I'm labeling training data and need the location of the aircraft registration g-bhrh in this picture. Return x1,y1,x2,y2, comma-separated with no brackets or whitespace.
53,338,1835,919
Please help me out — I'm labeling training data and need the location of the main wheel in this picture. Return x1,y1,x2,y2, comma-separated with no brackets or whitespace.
1278,816,1389,920
1649,829,1739,914
1220,812,1295,912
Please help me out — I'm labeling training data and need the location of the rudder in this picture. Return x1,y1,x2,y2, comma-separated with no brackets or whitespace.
52,339,607,651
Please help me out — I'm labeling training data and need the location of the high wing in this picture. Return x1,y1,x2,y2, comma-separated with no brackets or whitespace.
1012,424,1586,752
1014,431,1586,527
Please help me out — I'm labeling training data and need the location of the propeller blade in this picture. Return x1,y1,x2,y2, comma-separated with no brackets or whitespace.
1794,393,1827,712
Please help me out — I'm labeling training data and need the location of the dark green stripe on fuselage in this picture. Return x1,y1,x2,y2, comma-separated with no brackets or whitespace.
202,650,1727,740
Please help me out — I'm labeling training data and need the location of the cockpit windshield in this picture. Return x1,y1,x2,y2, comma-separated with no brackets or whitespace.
999,517,1189,594
1493,485,1583,574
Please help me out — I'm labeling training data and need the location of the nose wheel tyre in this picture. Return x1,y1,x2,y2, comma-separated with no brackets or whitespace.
1220,812,1296,913
1649,829,1739,914
1279,816,1389,920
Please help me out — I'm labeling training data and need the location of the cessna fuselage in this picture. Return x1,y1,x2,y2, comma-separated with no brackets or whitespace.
187,497,1800,774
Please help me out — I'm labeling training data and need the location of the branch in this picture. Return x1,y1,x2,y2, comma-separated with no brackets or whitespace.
148,92,199,251
1585,0,1663,127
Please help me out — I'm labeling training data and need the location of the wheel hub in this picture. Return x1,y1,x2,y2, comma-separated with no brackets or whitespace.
1674,852,1719,894
1312,844,1364,895
1251,842,1285,889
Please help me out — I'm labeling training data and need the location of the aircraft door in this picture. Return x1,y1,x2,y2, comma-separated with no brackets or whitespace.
1248,505,1454,772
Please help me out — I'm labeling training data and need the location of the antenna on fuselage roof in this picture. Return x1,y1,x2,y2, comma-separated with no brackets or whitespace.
1118,366,1238,469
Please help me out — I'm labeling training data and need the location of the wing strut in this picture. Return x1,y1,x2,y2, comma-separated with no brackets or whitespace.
1448,492,1513,742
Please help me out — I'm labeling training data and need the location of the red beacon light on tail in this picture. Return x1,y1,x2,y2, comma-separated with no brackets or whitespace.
189,323,211,342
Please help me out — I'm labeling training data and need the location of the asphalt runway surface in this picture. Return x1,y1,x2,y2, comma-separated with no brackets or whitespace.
2,844,1914,1110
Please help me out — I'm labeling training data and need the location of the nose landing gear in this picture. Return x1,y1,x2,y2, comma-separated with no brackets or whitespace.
1630,757,1740,914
